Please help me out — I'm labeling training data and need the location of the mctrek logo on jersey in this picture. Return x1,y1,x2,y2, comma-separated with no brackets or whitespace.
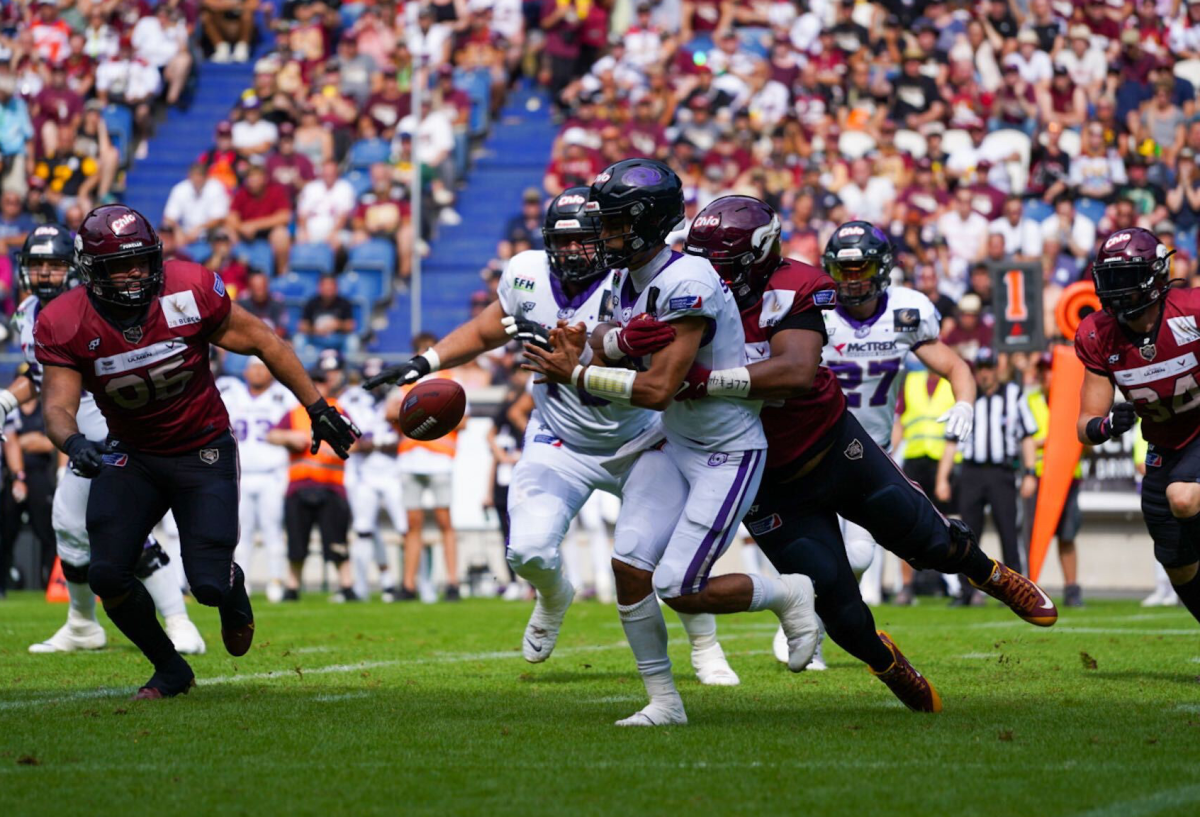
162,290,201,328
833,340,898,357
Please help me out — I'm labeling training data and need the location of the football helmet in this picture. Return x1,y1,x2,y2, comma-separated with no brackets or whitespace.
543,186,603,284
585,158,684,271
683,195,781,309
19,223,76,303
1091,227,1174,321
75,204,164,308
821,221,893,306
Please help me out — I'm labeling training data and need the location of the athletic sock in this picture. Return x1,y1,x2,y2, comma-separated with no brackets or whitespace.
140,564,186,619
741,542,762,574
66,579,97,623
617,593,677,701
746,573,788,613
218,564,254,630
676,611,717,651
1172,570,1200,625
104,582,181,670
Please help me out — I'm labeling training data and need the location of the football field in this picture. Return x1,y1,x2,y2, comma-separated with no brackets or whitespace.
1,594,1198,817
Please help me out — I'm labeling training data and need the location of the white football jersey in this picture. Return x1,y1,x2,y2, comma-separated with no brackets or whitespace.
15,294,107,442
611,248,766,452
498,250,657,453
821,286,941,449
218,376,296,473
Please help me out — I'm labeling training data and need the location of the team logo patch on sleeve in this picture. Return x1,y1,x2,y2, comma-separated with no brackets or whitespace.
813,289,836,306
894,308,921,331
1168,315,1200,346
163,290,202,328
668,294,703,311
213,273,226,297
1146,452,1162,468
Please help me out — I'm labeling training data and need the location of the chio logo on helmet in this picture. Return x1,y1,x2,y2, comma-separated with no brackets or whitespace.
693,215,721,229
1105,231,1132,249
557,194,586,207
111,213,138,234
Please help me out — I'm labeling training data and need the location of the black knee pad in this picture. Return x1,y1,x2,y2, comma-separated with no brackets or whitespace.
61,560,89,585
134,542,171,579
88,562,132,600
1143,487,1193,568
190,582,227,608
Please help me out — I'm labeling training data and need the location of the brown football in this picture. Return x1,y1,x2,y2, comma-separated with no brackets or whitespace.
399,379,466,441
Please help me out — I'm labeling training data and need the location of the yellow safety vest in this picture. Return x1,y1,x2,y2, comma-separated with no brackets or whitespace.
900,371,955,461
1027,386,1083,479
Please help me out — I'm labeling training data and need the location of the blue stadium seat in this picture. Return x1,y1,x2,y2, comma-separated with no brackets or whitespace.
234,240,274,276
1178,228,1198,260
344,169,372,198
1076,198,1107,225
347,239,396,276
1024,199,1054,223
102,104,133,166
221,352,250,378
347,138,391,170
455,69,491,137
273,272,317,302
185,240,211,265
289,243,335,276
340,270,386,306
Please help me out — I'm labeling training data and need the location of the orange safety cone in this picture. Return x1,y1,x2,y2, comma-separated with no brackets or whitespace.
45,557,69,602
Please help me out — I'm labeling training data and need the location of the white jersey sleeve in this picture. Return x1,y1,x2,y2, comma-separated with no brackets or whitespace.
821,286,940,450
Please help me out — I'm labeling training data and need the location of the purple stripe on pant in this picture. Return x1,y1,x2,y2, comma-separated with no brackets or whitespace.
681,450,760,595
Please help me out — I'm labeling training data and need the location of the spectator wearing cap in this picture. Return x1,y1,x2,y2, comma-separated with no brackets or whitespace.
1006,29,1053,88
1037,65,1088,131
31,65,82,161
198,120,240,192
265,122,315,206
408,4,453,73
240,270,289,337
543,128,602,196
1118,154,1169,228
335,36,378,107
232,97,279,157
1041,195,1097,264
30,0,72,64
626,2,672,72
1068,122,1128,202
351,162,414,279
364,66,411,138
397,98,461,225
297,159,356,254
990,62,1039,137
627,96,670,160
94,38,161,160
350,7,399,69
942,293,994,369
203,228,251,296
707,28,762,81
895,157,949,225
296,273,358,358
1026,126,1071,203
202,0,258,63
226,159,292,276
1056,25,1107,98
163,162,232,247
937,186,990,288
294,106,335,168
990,196,1044,261
890,47,946,130
132,3,193,107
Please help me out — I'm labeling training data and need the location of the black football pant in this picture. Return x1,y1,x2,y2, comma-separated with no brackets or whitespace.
745,413,993,671
285,487,351,565
957,463,1024,575
1141,436,1200,625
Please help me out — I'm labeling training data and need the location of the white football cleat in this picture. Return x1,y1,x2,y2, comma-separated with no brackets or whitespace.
522,582,575,663
691,642,739,686
265,580,285,604
1140,588,1167,607
615,696,688,727
777,574,820,672
165,614,206,655
773,625,789,664
806,638,827,671
29,617,107,653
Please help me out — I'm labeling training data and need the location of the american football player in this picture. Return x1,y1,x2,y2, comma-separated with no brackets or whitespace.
1075,227,1200,628
34,205,359,698
0,223,205,656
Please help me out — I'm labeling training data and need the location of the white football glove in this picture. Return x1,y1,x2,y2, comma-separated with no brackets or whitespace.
938,400,974,442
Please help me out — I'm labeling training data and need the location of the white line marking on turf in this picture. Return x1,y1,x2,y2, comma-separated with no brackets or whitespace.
313,692,372,702
959,653,997,659
292,646,334,653
1067,784,1200,817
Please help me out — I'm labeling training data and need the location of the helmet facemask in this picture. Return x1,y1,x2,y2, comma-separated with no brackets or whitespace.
545,218,604,285
78,242,165,309
824,255,887,306
20,257,73,304
1093,249,1174,322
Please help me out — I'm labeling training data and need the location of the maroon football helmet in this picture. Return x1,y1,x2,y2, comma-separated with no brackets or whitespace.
1090,227,1174,321
75,204,164,308
684,195,781,308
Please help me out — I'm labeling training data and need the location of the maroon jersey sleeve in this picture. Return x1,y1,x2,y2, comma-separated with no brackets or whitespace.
33,295,84,370
1073,314,1110,377
760,259,838,340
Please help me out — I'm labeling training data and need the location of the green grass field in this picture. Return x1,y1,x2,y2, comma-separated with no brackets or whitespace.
1,593,1198,816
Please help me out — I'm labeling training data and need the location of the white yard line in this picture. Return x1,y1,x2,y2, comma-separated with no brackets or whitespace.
1066,784,1200,817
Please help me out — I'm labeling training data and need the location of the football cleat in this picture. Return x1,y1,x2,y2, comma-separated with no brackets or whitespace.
615,696,688,727
265,580,285,604
133,674,195,701
772,625,789,664
165,615,206,655
28,617,107,653
777,574,821,671
870,631,941,713
691,642,739,686
806,638,828,671
221,620,255,657
968,560,1058,627
522,581,575,663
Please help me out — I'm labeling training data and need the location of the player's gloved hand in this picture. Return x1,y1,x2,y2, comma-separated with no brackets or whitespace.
938,400,975,442
501,316,552,351
307,399,361,459
363,357,430,391
603,313,675,360
674,363,712,401
1103,402,1137,438
63,433,106,478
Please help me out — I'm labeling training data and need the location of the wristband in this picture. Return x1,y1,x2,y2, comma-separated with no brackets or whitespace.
1085,416,1111,444
582,365,637,404
603,328,623,361
706,367,752,398
420,349,441,374
15,470,25,482
1023,468,1037,477
570,365,585,387
0,389,17,415
579,343,594,367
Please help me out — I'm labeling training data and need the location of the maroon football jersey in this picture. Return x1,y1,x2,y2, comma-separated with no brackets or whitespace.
744,259,847,469
1075,286,1200,450
34,260,233,455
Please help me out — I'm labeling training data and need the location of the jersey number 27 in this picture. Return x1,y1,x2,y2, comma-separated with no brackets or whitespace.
829,359,900,408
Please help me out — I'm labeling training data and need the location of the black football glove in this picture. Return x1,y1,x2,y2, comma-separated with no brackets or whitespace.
501,316,552,351
362,356,431,391
1105,402,1137,437
63,433,106,478
307,399,361,459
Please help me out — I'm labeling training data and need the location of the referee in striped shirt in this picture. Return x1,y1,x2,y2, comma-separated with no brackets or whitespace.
957,349,1038,602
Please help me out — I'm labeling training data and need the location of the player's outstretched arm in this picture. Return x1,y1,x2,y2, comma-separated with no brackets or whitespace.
0,374,37,420
914,340,976,442
41,364,105,478
1076,368,1133,445
209,303,361,458
364,300,511,390
677,326,824,402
